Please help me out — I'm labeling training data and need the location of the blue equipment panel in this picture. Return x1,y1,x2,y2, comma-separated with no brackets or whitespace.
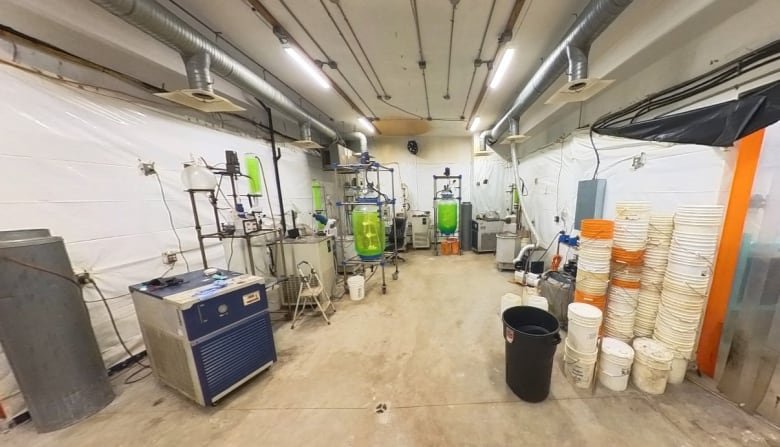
192,311,276,404
181,283,269,341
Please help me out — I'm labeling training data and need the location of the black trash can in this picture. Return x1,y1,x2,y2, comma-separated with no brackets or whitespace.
502,306,561,402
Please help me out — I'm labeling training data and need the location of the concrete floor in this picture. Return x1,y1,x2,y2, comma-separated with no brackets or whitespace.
3,251,780,446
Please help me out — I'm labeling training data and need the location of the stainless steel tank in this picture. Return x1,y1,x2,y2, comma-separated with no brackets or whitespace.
0,229,114,432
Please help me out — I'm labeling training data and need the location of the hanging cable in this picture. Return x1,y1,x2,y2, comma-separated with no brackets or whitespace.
154,172,191,272
589,128,600,180
593,40,780,130
88,278,152,384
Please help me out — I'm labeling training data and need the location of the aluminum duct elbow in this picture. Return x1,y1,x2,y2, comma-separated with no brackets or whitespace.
488,0,633,142
91,0,340,142
183,52,213,92
566,46,589,83
346,132,368,154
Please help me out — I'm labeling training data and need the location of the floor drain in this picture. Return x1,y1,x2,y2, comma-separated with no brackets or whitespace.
375,402,388,414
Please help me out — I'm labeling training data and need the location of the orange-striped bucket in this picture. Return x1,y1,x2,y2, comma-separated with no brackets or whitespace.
581,219,614,240
610,278,641,290
612,246,645,266
574,289,607,311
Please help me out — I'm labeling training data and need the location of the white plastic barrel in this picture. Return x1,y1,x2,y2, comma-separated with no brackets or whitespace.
631,338,673,394
567,303,602,352
347,275,366,301
564,338,598,389
598,337,635,391
525,295,549,311
501,293,523,314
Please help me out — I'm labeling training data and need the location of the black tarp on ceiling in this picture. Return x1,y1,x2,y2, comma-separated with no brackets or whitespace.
595,80,780,147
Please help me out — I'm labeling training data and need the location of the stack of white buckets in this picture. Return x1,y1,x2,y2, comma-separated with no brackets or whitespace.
653,205,724,384
566,302,638,391
604,202,651,342
634,214,674,337
565,303,602,388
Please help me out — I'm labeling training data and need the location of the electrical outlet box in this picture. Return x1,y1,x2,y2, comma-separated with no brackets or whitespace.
139,161,156,176
574,179,607,230
162,251,178,265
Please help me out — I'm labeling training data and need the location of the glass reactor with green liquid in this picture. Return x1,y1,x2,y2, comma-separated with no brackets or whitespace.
352,196,385,260
437,189,458,235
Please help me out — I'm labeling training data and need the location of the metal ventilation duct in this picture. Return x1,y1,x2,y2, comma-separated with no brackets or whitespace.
487,0,633,143
90,0,340,142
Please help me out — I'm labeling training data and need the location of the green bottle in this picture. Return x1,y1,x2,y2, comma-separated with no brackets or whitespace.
245,153,262,195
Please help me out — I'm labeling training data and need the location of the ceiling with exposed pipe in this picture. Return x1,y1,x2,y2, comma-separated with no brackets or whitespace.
2,0,773,143
155,0,591,136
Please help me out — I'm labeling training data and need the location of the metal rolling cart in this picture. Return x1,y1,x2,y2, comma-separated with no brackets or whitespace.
432,174,463,256
334,161,400,294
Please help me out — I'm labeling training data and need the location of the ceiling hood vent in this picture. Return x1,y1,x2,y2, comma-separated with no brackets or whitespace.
154,89,245,112
545,78,614,104
292,122,323,150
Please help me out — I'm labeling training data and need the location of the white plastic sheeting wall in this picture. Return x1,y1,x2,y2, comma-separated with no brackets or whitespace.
370,136,472,213
0,64,332,417
517,130,734,263
472,153,513,217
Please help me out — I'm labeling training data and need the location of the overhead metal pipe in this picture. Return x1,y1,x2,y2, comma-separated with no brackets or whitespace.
487,0,633,143
347,131,368,154
90,0,340,142
508,118,540,244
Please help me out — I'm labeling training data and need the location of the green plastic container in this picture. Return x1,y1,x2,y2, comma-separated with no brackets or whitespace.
437,192,458,235
244,153,262,195
352,198,385,260
312,180,324,229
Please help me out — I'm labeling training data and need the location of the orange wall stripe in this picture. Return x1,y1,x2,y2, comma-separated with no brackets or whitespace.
697,128,765,377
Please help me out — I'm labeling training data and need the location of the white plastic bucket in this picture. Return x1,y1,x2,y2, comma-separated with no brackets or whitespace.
598,337,635,391
347,275,366,301
525,295,549,311
577,258,611,274
564,338,598,389
567,303,603,352
631,338,673,394
667,352,688,385
579,237,613,249
500,293,523,314
615,201,652,220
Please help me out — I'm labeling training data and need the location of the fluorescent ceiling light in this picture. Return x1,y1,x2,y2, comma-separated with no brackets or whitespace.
489,48,515,89
284,46,330,89
357,117,375,134
468,116,481,132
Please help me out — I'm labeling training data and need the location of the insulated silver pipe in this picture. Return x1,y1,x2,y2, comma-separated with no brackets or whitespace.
346,131,368,155
91,0,340,142
509,119,540,244
487,0,633,143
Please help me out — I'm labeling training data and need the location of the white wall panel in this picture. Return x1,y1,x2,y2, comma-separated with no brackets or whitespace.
516,130,734,264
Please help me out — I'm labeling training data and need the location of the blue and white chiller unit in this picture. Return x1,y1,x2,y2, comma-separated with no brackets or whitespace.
129,270,276,406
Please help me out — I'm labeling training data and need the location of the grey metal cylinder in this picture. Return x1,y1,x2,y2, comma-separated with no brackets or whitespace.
460,202,473,250
0,229,114,432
